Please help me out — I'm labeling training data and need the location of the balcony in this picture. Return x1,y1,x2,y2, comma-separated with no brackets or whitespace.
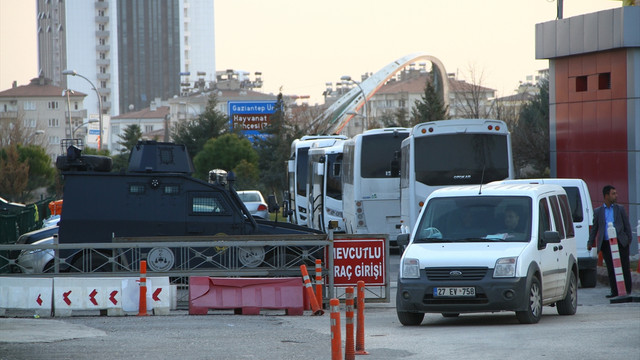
96,58,110,66
96,44,110,52
102,101,112,110
95,15,110,24
96,73,111,81
66,110,88,119
95,1,108,10
98,87,111,95
0,111,18,119
95,30,110,37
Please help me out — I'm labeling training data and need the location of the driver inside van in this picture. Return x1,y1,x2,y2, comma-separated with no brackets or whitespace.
503,206,521,232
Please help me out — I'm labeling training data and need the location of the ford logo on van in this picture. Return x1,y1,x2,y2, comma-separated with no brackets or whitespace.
450,270,463,277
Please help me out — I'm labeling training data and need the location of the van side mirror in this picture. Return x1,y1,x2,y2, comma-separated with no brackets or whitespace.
267,195,280,213
397,233,410,247
542,230,561,244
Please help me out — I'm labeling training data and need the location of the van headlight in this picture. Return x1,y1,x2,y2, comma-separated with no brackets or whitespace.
402,258,420,279
494,257,517,278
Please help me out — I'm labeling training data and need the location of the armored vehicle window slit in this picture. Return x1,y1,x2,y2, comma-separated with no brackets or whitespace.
191,194,229,215
129,184,146,194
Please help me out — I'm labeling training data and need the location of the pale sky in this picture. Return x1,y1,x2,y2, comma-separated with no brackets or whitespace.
1,0,622,105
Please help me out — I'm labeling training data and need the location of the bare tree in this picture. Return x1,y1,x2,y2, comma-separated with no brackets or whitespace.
450,65,495,119
0,114,47,148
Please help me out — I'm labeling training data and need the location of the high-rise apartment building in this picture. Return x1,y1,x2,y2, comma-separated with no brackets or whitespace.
36,0,215,150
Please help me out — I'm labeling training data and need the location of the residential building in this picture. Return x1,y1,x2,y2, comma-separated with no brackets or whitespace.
110,100,170,153
362,67,496,128
0,76,87,163
36,0,215,151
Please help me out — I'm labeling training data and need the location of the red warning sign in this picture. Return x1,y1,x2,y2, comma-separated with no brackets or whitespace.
330,238,386,286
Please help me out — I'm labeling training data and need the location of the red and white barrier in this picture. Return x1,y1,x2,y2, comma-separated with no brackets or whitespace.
0,278,53,317
607,222,627,297
330,298,342,360
189,276,304,315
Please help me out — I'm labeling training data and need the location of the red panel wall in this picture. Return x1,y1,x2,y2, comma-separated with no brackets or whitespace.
554,49,629,208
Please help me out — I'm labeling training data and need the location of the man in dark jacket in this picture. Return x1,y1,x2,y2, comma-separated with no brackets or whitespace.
588,185,633,297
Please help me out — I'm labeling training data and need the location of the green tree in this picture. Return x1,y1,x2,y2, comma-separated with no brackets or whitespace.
0,145,29,202
172,94,229,159
16,145,56,202
117,124,143,153
233,159,260,191
512,77,550,177
111,124,142,172
192,133,259,181
255,93,301,199
411,76,448,125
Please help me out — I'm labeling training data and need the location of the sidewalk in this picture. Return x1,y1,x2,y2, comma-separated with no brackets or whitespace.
596,264,640,291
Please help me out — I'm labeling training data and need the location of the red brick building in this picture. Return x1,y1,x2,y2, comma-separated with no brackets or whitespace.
536,6,639,254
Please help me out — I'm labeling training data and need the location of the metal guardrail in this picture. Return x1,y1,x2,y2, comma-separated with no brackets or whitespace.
0,234,339,299
1,232,392,303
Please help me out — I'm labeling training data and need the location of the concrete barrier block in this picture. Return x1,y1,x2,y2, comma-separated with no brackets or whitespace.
0,278,53,317
189,277,304,315
121,277,172,315
53,277,123,317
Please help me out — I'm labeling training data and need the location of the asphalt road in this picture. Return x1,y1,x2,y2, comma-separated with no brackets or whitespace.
2,255,639,360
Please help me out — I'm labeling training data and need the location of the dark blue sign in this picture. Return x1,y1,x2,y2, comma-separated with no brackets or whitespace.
227,101,277,142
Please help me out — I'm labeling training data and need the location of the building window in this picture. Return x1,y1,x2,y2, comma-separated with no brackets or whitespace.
576,76,587,92
24,118,36,128
145,125,154,133
100,66,106,74
23,101,36,110
100,52,106,59
598,73,611,90
74,102,78,110
48,136,60,145
101,81,107,88
48,118,59,127
48,101,59,109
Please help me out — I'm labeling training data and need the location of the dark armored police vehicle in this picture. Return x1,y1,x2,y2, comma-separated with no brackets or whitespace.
54,141,321,271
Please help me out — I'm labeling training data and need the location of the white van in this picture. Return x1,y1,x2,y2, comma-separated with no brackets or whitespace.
396,183,578,325
497,179,595,287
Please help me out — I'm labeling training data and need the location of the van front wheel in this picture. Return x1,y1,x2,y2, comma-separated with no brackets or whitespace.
557,271,578,315
397,311,424,326
516,276,542,324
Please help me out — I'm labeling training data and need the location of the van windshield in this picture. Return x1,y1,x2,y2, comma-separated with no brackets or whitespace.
414,196,532,243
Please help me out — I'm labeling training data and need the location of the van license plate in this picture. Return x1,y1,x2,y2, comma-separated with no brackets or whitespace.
434,287,475,297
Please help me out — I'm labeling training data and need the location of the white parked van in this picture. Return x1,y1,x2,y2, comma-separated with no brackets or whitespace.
396,183,578,325
496,179,595,287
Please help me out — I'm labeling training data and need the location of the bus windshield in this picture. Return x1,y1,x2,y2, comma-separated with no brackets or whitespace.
414,133,509,185
361,132,408,178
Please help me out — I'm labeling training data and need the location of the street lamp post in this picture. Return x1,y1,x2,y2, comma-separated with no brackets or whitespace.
62,70,104,150
341,75,369,131
72,119,99,138
25,130,45,144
